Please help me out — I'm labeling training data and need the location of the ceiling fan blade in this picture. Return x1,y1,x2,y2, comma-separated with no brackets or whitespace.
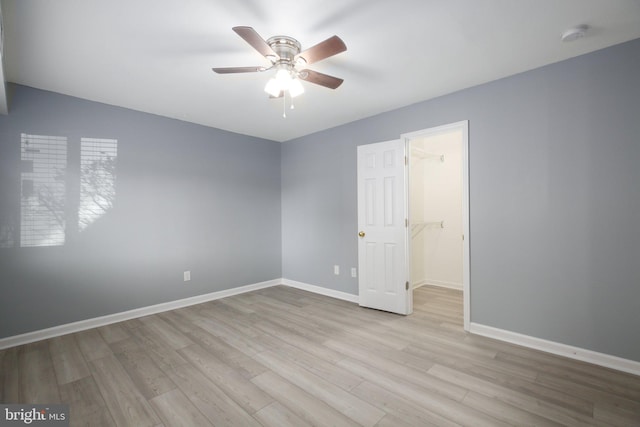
296,35,346,65
212,66,266,74
299,69,344,89
232,26,279,60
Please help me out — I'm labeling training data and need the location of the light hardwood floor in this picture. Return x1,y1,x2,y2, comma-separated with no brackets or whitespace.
1,285,639,426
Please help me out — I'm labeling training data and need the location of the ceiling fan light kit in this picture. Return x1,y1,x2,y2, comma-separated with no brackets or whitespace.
212,26,346,114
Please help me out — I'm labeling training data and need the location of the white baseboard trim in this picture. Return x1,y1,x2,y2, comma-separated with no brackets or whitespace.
0,279,281,350
414,279,462,290
281,278,359,304
469,322,640,376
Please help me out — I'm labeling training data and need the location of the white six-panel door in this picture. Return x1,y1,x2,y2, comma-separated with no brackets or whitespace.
357,140,411,315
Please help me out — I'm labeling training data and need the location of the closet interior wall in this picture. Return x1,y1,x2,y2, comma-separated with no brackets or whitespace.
409,132,463,290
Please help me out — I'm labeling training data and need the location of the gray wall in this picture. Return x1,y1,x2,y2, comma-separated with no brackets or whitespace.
2,39,639,363
0,85,282,338
282,38,640,362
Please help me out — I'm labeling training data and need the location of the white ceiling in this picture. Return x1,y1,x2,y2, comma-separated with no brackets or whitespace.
2,0,640,142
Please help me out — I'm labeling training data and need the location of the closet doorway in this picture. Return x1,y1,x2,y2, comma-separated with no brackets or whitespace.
404,121,469,329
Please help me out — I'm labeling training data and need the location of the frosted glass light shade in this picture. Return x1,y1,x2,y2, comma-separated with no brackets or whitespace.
275,69,293,86
264,78,281,97
264,69,304,98
288,78,304,98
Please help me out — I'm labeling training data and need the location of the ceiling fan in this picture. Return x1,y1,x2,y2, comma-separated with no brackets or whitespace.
212,26,347,100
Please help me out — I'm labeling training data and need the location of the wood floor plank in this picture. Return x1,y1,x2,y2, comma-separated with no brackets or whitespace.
97,322,131,344
198,300,255,325
593,401,640,427
326,338,467,402
48,334,90,385
462,390,566,427
254,350,385,426
264,338,365,392
536,372,640,417
253,401,313,427
391,322,499,360
337,357,512,427
326,330,433,371
111,337,177,399
428,363,596,426
195,302,264,340
192,316,269,357
403,342,539,382
177,320,268,379
217,296,257,315
304,304,410,350
351,380,462,427
89,355,160,427
250,299,335,342
178,344,273,414
374,412,436,427
18,341,61,403
75,329,112,361
252,318,345,363
150,388,213,427
0,347,20,403
139,316,194,350
156,310,197,334
122,318,145,330
496,349,640,400
251,371,359,427
433,356,595,417
164,363,262,427
128,325,190,371
253,286,309,308
59,376,115,426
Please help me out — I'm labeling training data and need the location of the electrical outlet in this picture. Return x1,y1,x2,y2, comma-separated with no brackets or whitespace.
333,265,340,275
183,270,191,282
351,267,357,278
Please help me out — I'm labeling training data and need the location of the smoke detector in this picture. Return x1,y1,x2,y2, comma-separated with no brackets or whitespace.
561,25,589,42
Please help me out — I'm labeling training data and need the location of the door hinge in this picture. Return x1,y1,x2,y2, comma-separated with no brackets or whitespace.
462,234,465,241
405,156,408,165
405,281,409,290
405,218,408,227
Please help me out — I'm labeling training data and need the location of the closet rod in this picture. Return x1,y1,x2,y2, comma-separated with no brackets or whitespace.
411,147,444,162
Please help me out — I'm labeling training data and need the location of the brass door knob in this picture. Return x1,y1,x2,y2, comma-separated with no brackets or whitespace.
358,231,365,237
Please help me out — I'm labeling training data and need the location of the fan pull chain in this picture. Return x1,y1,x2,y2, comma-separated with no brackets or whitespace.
281,92,296,118
282,93,286,118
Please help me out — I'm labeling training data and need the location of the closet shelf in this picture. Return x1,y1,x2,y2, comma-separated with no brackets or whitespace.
411,147,444,162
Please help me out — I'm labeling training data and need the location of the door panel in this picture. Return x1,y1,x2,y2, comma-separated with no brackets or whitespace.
357,140,410,315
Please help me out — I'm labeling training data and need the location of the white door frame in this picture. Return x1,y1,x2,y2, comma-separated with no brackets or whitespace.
402,120,470,331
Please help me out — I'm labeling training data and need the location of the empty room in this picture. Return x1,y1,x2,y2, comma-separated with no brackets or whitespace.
1,1,639,426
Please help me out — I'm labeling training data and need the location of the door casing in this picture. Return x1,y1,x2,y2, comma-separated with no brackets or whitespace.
402,120,470,330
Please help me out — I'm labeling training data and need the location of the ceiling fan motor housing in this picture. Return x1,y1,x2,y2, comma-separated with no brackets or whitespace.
267,36,303,68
